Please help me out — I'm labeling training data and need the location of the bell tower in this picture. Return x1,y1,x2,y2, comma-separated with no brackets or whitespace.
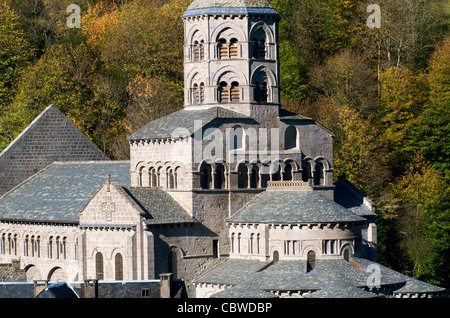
182,0,281,119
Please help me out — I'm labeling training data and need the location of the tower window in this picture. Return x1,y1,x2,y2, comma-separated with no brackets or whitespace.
219,82,229,103
200,40,205,60
230,82,240,102
214,164,226,189
193,83,199,104
200,163,212,189
219,39,228,59
251,28,267,59
193,41,200,61
229,38,238,58
199,83,204,103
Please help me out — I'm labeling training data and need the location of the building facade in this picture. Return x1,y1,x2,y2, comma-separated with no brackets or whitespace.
0,0,444,298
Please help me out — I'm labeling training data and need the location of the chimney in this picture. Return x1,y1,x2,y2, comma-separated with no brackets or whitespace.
160,273,172,298
84,279,98,298
34,280,48,298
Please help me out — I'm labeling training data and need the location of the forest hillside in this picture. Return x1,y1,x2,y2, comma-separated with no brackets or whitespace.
0,0,448,286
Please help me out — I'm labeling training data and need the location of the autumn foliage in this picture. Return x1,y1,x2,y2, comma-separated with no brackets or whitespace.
0,0,448,285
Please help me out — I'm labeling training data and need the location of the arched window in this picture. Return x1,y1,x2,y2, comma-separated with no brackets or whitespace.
218,38,227,59
193,40,200,60
200,40,205,60
283,163,293,181
238,164,248,189
307,250,316,273
231,125,244,150
254,81,261,102
230,82,240,102
272,250,279,262
343,248,350,262
47,236,52,258
219,81,228,103
237,233,241,253
285,126,298,150
199,83,205,103
249,233,254,254
302,161,311,182
256,234,260,254
96,252,104,280
253,72,269,103
55,237,60,259
35,235,39,257
271,164,281,181
250,165,260,188
193,83,199,104
139,166,145,187
314,162,324,186
1,233,5,254
167,168,174,189
229,38,238,58
231,233,235,253
149,168,157,187
251,28,267,59
213,240,219,258
168,248,178,279
62,237,67,259
200,163,212,189
115,253,123,280
214,165,226,189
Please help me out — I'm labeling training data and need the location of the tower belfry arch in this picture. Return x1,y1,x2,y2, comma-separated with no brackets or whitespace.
182,0,281,119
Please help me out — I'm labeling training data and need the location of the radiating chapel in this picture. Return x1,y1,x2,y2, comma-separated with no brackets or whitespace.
0,0,444,298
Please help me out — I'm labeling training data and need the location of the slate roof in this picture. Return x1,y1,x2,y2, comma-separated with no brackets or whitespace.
187,0,274,10
0,280,186,298
334,177,376,217
0,104,109,196
0,161,130,223
128,107,252,141
184,0,278,17
122,187,195,225
227,189,366,224
194,257,446,298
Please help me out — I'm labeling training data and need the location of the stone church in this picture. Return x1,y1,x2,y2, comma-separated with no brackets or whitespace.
0,0,444,298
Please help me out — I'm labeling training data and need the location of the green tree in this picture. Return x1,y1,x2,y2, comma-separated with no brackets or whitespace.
389,156,450,284
0,0,34,110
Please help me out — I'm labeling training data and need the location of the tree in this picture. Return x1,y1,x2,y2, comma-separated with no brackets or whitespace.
0,0,34,111
388,156,450,284
415,37,450,177
309,50,379,116
377,66,427,176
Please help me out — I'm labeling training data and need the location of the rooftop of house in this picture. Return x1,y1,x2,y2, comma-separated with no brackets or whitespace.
193,257,446,298
0,279,186,298
0,161,130,223
227,185,366,225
